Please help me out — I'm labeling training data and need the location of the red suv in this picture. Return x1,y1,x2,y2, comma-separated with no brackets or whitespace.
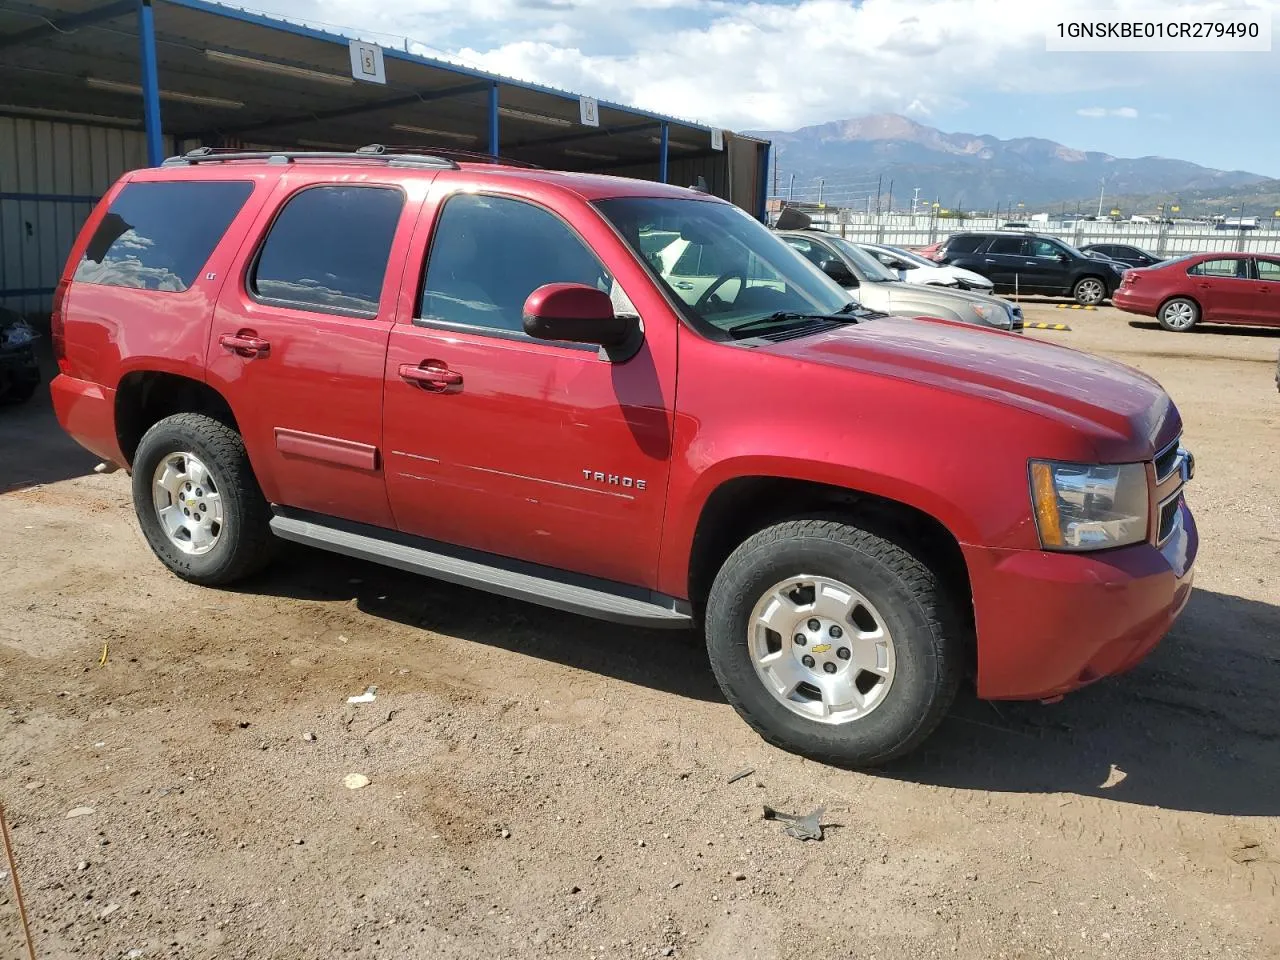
51,148,1197,766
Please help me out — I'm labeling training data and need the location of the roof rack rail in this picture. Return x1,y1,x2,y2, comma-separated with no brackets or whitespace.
162,144,459,170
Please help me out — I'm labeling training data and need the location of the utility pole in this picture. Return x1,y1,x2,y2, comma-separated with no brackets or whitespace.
875,174,883,217
911,187,921,217
788,173,795,202
818,178,824,205
772,149,779,198
1096,177,1106,219
886,180,894,216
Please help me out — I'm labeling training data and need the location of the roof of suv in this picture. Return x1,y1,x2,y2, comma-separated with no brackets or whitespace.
136,148,719,204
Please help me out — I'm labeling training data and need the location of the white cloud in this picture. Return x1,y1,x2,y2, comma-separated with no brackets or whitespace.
1077,106,1140,118
240,0,1280,130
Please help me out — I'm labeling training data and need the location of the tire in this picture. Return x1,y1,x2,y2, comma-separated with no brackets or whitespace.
1072,276,1106,306
131,412,275,586
0,375,39,405
1158,297,1199,332
704,518,963,768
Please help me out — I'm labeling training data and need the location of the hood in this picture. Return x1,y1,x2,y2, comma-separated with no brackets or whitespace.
765,314,1178,459
889,282,1004,309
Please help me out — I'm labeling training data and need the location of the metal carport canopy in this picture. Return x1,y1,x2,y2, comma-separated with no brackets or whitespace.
0,0,766,201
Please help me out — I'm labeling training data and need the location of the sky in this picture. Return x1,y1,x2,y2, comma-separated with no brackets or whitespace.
237,0,1280,177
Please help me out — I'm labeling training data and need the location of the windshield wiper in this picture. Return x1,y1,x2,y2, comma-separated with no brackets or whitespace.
725,304,864,339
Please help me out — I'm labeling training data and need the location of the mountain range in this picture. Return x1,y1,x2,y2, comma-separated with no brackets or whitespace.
747,114,1271,214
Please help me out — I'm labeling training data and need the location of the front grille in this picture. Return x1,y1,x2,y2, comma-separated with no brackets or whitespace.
1157,494,1182,544
1154,439,1181,483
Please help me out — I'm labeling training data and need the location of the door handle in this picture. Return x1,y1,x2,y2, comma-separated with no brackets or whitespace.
1198,283,1212,289
219,331,270,357
983,258,995,263
399,362,462,392
673,281,695,290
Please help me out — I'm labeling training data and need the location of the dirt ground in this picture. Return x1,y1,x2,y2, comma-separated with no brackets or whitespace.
2,305,1279,960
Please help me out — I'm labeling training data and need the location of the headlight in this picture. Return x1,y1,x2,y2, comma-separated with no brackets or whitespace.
1029,460,1149,551
1,321,37,348
970,303,1013,329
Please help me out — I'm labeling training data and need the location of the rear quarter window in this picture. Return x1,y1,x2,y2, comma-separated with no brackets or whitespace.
74,181,253,292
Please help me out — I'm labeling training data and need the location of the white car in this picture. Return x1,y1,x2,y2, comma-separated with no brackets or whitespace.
859,242,994,292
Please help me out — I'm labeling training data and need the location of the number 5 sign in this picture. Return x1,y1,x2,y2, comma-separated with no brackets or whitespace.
349,40,386,85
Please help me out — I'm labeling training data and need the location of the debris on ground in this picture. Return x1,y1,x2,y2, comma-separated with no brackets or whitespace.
762,804,826,841
65,807,95,819
303,731,317,743
346,685,377,705
727,767,754,785
343,774,371,790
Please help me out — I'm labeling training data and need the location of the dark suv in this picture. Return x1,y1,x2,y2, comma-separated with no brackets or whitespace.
937,232,1127,305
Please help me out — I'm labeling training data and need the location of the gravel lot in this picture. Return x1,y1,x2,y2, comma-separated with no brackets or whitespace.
2,305,1278,960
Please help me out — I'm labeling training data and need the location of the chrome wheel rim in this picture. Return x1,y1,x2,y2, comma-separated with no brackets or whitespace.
748,575,896,725
1077,279,1104,304
1163,301,1196,329
151,452,224,555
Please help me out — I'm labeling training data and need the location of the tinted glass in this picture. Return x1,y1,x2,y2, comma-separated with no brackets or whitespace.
74,181,253,292
944,235,983,254
827,237,898,281
421,193,613,332
987,237,1024,255
253,186,404,316
598,197,851,339
1188,258,1245,278
1257,259,1280,282
1027,239,1063,258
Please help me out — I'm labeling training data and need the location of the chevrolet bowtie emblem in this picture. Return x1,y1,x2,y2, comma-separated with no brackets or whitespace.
811,643,832,654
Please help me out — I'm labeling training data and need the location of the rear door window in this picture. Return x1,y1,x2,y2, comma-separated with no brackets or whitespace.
74,181,253,292
943,235,984,255
1256,259,1280,282
1188,258,1246,279
987,237,1025,255
251,185,405,317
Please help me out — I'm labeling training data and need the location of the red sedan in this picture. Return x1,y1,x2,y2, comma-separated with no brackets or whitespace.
1112,252,1280,331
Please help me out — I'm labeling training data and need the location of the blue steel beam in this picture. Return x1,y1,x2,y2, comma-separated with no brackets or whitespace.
488,82,499,157
137,0,164,166
658,122,669,184
0,0,135,50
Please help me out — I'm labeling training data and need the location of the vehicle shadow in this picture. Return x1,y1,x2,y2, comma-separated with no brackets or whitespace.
242,543,724,704
888,588,1280,816
0,346,100,493
1127,319,1280,338
248,544,1279,816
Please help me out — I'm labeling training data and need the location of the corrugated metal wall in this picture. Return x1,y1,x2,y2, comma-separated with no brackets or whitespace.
0,117,166,317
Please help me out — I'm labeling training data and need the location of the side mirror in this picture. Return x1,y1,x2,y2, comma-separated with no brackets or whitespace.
1056,253,1070,263
820,259,857,287
522,283,630,346
888,259,911,271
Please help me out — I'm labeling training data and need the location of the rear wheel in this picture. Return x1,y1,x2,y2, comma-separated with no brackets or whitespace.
1072,276,1106,305
704,518,963,768
131,413,275,586
1158,297,1199,332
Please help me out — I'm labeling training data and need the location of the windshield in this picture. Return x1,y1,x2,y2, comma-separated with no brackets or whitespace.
596,197,853,337
825,236,899,281
880,245,935,269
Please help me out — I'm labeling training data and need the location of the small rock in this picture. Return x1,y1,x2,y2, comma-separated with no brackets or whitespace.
100,903,120,919
129,889,140,897
733,872,746,881
343,774,371,790
77,861,90,872
637,840,646,848
294,838,305,846
669,881,681,889
569,885,582,895
500,829,510,839
24,782,42,791
966,872,978,882
303,732,317,743
663,949,675,957
65,807,95,819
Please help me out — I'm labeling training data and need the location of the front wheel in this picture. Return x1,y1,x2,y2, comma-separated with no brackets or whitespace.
131,412,276,586
1072,276,1106,305
1158,297,1199,332
704,519,963,768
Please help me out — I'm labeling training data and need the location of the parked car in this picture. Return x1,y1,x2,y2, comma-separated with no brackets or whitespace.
51,148,1196,767
775,229,1023,331
936,231,1128,305
1081,243,1165,269
0,307,41,405
856,242,995,292
1112,252,1280,331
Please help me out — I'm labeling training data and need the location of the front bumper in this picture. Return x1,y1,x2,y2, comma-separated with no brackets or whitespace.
963,498,1197,700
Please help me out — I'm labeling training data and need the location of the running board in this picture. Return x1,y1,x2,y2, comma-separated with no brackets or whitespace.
269,511,693,630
